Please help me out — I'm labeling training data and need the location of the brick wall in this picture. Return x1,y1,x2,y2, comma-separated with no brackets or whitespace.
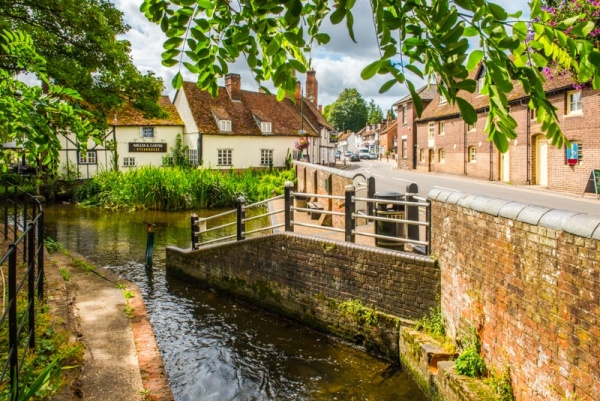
166,233,440,358
430,189,600,401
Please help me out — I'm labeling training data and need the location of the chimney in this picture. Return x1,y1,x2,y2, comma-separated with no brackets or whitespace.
225,73,241,101
306,70,318,106
295,80,302,104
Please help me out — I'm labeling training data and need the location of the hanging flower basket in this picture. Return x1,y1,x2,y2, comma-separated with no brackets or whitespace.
295,137,309,151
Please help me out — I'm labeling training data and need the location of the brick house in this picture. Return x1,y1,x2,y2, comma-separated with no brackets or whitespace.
392,85,438,170
408,66,600,194
173,72,333,169
58,96,184,179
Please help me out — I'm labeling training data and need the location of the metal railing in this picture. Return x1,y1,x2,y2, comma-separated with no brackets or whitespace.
0,183,45,400
190,182,430,254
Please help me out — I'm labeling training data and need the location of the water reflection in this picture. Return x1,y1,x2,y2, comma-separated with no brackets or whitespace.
44,204,425,401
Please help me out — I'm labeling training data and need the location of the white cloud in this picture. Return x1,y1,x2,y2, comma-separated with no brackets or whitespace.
115,0,528,114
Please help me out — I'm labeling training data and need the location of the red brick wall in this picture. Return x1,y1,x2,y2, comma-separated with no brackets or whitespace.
431,191,600,401
413,88,600,194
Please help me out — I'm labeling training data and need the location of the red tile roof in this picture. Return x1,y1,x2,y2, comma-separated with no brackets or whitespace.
418,66,578,122
181,81,325,137
110,96,183,126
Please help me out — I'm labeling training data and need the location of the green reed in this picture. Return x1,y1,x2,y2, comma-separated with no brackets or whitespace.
74,166,296,211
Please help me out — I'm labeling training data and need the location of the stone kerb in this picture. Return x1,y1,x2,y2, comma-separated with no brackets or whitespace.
428,189,600,401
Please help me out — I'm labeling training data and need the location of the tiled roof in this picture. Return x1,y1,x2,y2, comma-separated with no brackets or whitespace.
418,66,577,122
393,84,438,107
110,96,183,126
182,81,323,137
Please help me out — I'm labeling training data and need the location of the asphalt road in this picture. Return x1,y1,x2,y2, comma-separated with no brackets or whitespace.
340,158,600,217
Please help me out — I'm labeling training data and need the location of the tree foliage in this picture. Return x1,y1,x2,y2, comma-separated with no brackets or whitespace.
366,99,384,125
141,0,600,152
0,30,98,172
326,88,368,133
0,0,167,125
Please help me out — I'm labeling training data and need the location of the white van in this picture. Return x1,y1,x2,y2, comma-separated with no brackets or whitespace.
358,148,370,159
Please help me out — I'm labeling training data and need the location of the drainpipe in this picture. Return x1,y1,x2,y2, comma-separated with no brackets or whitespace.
197,133,203,166
526,108,531,184
463,122,467,175
489,141,493,181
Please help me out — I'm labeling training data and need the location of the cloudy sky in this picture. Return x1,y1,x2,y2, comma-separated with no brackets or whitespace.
113,0,529,113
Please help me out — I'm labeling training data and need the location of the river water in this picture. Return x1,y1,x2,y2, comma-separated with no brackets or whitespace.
44,204,425,401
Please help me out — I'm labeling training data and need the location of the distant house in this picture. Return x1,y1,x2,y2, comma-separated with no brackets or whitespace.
173,72,333,169
58,96,184,179
357,119,398,156
378,119,398,156
337,130,359,154
412,66,600,194
392,85,438,170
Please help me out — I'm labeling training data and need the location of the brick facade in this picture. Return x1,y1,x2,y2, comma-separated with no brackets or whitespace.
400,71,600,195
430,189,600,401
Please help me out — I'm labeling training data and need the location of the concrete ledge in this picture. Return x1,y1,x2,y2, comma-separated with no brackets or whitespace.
399,327,499,401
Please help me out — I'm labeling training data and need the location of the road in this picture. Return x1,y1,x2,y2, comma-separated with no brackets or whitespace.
339,158,600,217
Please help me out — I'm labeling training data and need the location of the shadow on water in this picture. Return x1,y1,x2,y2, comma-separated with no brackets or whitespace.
44,203,426,401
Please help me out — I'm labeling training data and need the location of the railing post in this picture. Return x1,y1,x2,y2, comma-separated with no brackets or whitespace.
8,244,18,399
37,210,44,300
426,198,431,255
190,214,199,250
236,196,246,241
367,177,376,216
345,185,355,243
284,181,294,232
27,223,35,350
405,183,420,243
4,182,8,241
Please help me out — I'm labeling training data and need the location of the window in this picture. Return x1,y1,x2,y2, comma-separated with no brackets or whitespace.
260,122,272,133
402,105,408,125
468,146,477,163
187,149,198,166
477,65,487,94
439,121,445,136
218,149,232,166
123,157,136,167
260,149,273,166
419,148,425,162
567,90,582,114
142,127,155,138
428,122,435,139
79,150,97,164
402,139,408,159
439,94,447,104
438,149,445,163
530,107,537,121
219,120,232,131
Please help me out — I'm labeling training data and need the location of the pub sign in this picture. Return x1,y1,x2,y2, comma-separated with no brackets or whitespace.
129,142,167,152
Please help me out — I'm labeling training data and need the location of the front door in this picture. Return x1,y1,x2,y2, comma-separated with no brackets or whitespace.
500,150,510,182
536,137,548,186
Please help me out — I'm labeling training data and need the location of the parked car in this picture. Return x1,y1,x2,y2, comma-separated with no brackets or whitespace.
368,152,377,160
358,148,370,159
349,153,360,161
345,151,352,157
335,150,341,159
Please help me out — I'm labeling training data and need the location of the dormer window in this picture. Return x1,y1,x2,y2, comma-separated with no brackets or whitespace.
260,121,272,133
219,120,232,132
142,127,155,138
477,65,487,95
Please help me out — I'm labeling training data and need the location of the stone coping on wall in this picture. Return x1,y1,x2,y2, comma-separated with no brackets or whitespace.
428,188,600,239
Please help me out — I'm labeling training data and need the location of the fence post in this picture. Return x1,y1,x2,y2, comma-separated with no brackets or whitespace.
3,182,8,241
37,211,44,300
236,196,246,241
8,244,18,398
190,214,199,250
367,177,376,216
27,223,36,349
405,183,420,243
345,185,355,243
284,181,294,232
426,198,431,255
